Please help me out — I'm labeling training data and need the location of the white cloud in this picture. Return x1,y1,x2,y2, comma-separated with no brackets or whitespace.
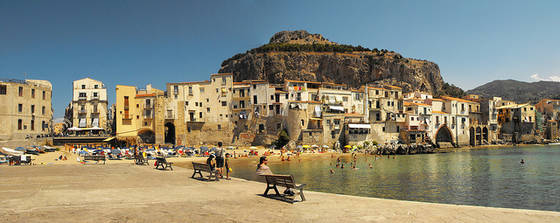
530,73,560,82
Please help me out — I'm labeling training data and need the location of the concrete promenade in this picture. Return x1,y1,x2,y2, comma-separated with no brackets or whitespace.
1,164,559,223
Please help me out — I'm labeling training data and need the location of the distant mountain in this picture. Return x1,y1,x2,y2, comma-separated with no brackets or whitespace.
466,80,560,103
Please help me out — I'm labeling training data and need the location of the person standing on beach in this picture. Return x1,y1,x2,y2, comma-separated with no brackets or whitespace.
224,153,231,180
215,142,225,178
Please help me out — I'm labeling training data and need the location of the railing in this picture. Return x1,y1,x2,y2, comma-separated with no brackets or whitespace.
165,113,175,119
78,109,87,114
78,96,87,101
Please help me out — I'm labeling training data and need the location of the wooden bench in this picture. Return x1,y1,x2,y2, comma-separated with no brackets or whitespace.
263,174,306,203
155,157,173,170
134,154,149,165
83,155,106,164
191,162,219,181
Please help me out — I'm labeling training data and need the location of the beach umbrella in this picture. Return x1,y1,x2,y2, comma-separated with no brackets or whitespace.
311,144,319,148
296,145,303,149
322,145,329,148
249,146,257,150
302,145,310,149
344,145,352,148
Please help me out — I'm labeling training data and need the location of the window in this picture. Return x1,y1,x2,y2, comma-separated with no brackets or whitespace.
195,102,198,106
79,92,86,98
375,90,379,95
222,77,226,85
19,87,23,96
301,119,305,126
382,126,386,132
185,101,189,106
207,108,210,112
253,84,256,89
18,104,22,112
42,121,45,131
31,105,35,114
269,105,273,110
42,91,46,100
18,119,22,130
94,85,98,89
81,85,86,89
31,89,35,98
199,112,202,118
0,85,6,94
285,94,288,99
217,124,222,130
206,98,209,102
42,106,45,115
396,126,400,132
200,102,203,107
270,95,274,100
30,120,34,131
253,95,258,104
93,92,98,98
222,101,227,106
200,87,204,93
216,88,219,93
342,96,348,102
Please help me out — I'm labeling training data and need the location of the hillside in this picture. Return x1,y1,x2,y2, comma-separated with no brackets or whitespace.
219,30,462,96
467,79,560,103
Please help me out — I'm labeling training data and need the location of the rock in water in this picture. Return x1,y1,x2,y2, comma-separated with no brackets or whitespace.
219,30,448,95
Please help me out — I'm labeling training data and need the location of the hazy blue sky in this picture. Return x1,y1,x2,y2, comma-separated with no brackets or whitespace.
1,0,559,118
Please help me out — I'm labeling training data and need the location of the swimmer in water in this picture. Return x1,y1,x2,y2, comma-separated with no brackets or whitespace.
341,163,344,169
520,159,525,164
330,169,335,174
369,163,373,168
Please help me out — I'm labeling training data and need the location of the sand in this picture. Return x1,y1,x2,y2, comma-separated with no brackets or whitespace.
1,163,559,223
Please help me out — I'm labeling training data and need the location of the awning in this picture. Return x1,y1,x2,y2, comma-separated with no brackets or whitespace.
329,105,344,112
67,126,82,131
348,123,371,129
79,119,86,128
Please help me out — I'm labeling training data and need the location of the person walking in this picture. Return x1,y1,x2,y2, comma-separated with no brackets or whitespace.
215,142,225,178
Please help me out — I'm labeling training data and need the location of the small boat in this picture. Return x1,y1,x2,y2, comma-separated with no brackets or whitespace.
548,142,560,146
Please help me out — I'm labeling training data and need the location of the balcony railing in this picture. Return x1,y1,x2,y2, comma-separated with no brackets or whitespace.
78,109,87,114
165,113,175,119
78,96,87,101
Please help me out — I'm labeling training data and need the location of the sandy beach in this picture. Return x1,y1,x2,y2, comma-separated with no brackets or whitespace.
1,161,559,223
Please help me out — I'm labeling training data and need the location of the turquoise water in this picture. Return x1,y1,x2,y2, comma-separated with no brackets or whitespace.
229,145,560,211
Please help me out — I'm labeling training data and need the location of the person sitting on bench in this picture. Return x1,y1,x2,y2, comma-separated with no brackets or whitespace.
206,154,216,173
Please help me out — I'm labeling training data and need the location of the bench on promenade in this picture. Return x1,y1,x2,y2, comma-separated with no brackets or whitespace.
155,157,173,170
134,154,149,165
83,155,106,164
263,174,306,203
191,162,219,181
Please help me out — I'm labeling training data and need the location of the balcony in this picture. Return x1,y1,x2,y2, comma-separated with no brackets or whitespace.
78,96,87,101
91,109,100,114
91,95,100,101
78,109,87,114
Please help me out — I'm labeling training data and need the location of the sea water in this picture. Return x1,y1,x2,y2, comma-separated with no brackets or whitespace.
229,145,560,211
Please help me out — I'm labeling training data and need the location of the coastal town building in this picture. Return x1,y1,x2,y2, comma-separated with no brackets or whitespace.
64,78,108,135
0,79,53,143
497,103,536,142
110,73,560,147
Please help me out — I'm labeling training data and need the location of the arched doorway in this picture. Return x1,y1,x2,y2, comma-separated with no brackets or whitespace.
436,125,453,145
138,128,155,144
483,127,489,144
165,122,176,145
469,127,475,146
476,127,482,145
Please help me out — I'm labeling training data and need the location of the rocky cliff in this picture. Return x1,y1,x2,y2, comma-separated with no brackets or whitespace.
219,30,453,95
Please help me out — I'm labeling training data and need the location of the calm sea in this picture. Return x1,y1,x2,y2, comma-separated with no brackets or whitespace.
229,145,560,211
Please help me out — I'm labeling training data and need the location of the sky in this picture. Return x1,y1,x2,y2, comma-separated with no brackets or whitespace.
1,0,559,118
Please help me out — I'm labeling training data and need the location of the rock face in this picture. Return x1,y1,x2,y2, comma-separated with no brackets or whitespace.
219,30,446,94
